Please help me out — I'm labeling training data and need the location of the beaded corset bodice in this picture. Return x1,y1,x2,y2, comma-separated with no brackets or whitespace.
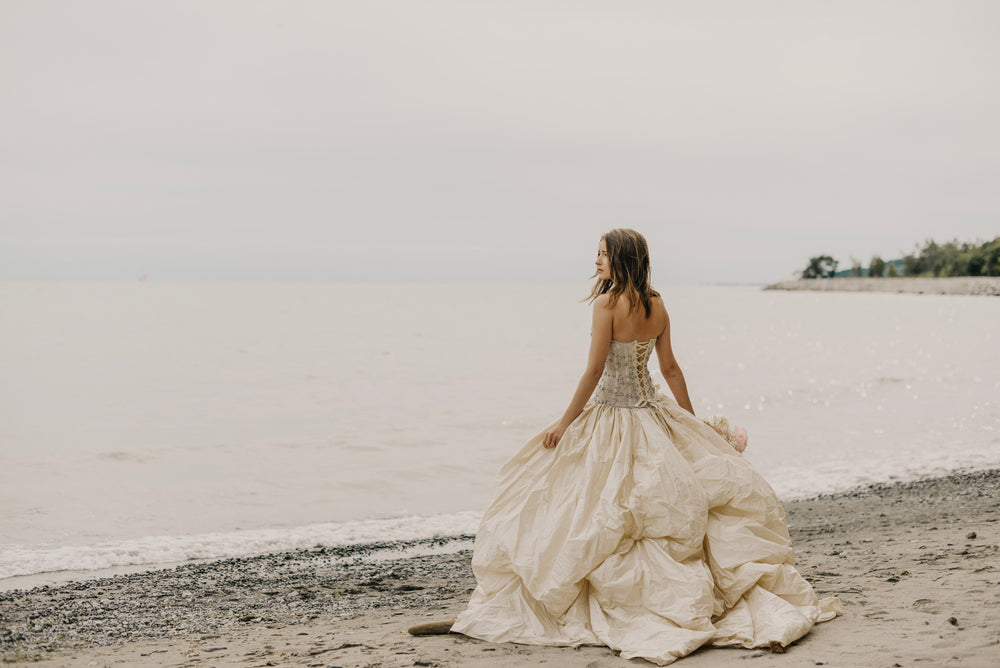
593,338,658,408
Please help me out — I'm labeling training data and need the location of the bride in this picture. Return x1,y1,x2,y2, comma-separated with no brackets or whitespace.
451,229,840,665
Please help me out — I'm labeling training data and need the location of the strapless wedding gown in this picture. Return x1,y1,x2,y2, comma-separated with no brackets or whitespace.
452,338,840,665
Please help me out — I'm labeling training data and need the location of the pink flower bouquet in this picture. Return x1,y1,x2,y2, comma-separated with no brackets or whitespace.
703,415,749,454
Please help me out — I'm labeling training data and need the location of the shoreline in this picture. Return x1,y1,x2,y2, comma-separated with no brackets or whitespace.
2,469,999,666
764,276,1000,296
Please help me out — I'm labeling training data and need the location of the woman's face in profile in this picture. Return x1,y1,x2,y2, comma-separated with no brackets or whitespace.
596,239,612,281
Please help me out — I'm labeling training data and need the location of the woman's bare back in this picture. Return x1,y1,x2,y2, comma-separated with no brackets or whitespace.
609,295,667,342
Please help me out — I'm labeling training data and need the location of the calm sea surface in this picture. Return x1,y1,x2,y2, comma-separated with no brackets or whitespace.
1,282,998,587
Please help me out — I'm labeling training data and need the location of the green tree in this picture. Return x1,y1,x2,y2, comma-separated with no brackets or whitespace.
983,237,1000,276
801,255,838,279
980,237,1000,276
897,237,1000,277
924,240,944,276
849,256,863,277
887,262,898,277
868,256,886,278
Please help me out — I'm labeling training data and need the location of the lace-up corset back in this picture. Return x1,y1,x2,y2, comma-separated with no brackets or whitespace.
593,338,657,408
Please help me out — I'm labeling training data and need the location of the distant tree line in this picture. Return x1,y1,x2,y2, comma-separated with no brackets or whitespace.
801,237,1000,279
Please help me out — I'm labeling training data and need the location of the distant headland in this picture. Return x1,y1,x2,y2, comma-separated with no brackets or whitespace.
767,237,1000,295
765,276,1000,296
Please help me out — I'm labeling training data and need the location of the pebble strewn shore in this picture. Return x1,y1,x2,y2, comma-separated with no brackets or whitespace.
2,469,998,667
764,276,1000,296
0,536,475,663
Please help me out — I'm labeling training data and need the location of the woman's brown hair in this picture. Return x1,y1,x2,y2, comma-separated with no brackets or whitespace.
587,228,660,317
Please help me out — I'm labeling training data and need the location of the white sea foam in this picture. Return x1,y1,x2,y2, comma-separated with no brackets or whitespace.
0,511,482,583
766,448,1000,500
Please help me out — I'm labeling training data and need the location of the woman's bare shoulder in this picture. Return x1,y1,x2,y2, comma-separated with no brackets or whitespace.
652,295,670,330
651,294,668,315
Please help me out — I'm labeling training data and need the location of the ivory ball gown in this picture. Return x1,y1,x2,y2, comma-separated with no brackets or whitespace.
452,338,841,665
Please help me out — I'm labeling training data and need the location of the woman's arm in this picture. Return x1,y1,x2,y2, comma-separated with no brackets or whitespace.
654,308,695,415
542,296,613,448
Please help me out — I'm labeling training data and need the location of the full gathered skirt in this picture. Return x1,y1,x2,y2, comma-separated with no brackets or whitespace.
452,396,840,665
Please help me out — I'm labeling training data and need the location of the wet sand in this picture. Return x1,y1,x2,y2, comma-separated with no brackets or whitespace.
2,469,998,667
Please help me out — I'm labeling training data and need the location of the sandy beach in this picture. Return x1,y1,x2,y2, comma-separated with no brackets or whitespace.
2,469,998,668
764,277,1000,296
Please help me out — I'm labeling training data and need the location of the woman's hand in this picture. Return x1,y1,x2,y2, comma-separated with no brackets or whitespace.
542,423,568,448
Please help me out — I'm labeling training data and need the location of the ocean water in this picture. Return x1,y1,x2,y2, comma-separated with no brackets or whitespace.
1,282,998,589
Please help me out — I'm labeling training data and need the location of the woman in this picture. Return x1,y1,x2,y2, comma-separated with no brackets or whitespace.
451,229,839,665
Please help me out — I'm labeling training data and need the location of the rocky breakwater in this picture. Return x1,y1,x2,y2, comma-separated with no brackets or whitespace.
764,276,1000,296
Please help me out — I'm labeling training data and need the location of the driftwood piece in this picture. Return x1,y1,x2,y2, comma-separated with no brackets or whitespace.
407,620,456,636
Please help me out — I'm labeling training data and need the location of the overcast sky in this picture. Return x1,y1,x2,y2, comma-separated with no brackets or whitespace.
2,1,998,284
